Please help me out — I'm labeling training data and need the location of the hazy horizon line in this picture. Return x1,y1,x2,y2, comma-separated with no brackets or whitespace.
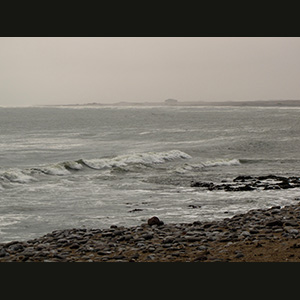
2,98,300,108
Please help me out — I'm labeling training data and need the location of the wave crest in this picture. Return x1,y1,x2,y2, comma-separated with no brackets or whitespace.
0,150,192,185
174,158,241,174
202,158,241,167
79,150,192,170
0,169,37,184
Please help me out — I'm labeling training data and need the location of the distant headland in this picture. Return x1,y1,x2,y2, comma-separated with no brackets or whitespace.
46,99,300,107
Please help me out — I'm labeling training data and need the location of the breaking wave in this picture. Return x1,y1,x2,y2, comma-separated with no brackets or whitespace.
78,150,192,170
174,158,241,174
0,150,191,185
202,158,241,167
0,169,37,184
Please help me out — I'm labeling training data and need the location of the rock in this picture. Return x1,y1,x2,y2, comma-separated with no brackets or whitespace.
185,236,202,242
147,254,156,260
241,231,251,237
191,175,300,192
235,252,244,258
197,245,208,251
8,243,24,252
287,229,299,234
193,221,202,226
69,243,80,249
284,221,298,227
233,175,254,182
236,185,254,191
279,183,293,189
0,248,8,258
129,208,143,213
191,181,214,188
193,255,207,262
101,232,113,237
147,216,164,226
141,233,154,240
21,247,35,257
266,220,283,227
112,255,125,260
188,205,201,209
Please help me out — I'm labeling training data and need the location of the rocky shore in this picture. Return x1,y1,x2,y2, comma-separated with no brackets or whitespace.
2,202,300,262
191,174,300,192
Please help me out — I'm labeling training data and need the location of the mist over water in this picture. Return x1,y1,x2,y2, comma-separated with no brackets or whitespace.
1,105,300,243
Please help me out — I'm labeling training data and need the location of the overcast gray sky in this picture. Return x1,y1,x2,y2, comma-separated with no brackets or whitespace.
1,37,300,106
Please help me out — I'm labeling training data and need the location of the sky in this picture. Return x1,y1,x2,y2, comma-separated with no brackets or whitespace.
1,37,300,106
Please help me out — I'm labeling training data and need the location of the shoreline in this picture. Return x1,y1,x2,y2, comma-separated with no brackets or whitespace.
1,202,300,262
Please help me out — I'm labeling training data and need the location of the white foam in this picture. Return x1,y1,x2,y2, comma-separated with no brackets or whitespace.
0,169,37,184
202,158,241,167
62,161,83,170
33,164,71,176
82,150,192,170
174,158,241,173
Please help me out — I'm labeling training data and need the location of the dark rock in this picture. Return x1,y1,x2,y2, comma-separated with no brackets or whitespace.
7,243,24,252
279,182,293,189
147,216,164,226
284,221,298,227
123,235,133,241
236,185,254,191
266,220,283,227
146,254,156,260
233,175,254,182
142,233,154,240
188,204,201,209
193,221,202,226
271,209,281,214
101,232,113,237
191,181,214,188
129,208,143,213
258,175,286,181
21,247,35,257
270,205,282,209
191,174,300,192
203,223,213,229
112,255,125,260
0,248,8,258
113,230,123,236
162,236,174,244
69,243,80,249
197,245,208,251
235,252,244,258
185,236,202,242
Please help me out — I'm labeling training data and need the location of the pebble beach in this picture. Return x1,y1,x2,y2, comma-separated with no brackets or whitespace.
2,202,300,262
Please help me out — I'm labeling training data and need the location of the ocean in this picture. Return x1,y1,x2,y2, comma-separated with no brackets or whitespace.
1,105,300,243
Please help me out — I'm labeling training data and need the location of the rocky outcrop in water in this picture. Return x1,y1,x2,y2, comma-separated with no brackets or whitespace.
191,174,300,191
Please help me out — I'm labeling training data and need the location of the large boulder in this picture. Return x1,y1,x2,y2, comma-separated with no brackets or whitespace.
147,216,164,226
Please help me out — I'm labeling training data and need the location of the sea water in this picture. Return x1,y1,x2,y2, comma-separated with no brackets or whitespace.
1,105,300,243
